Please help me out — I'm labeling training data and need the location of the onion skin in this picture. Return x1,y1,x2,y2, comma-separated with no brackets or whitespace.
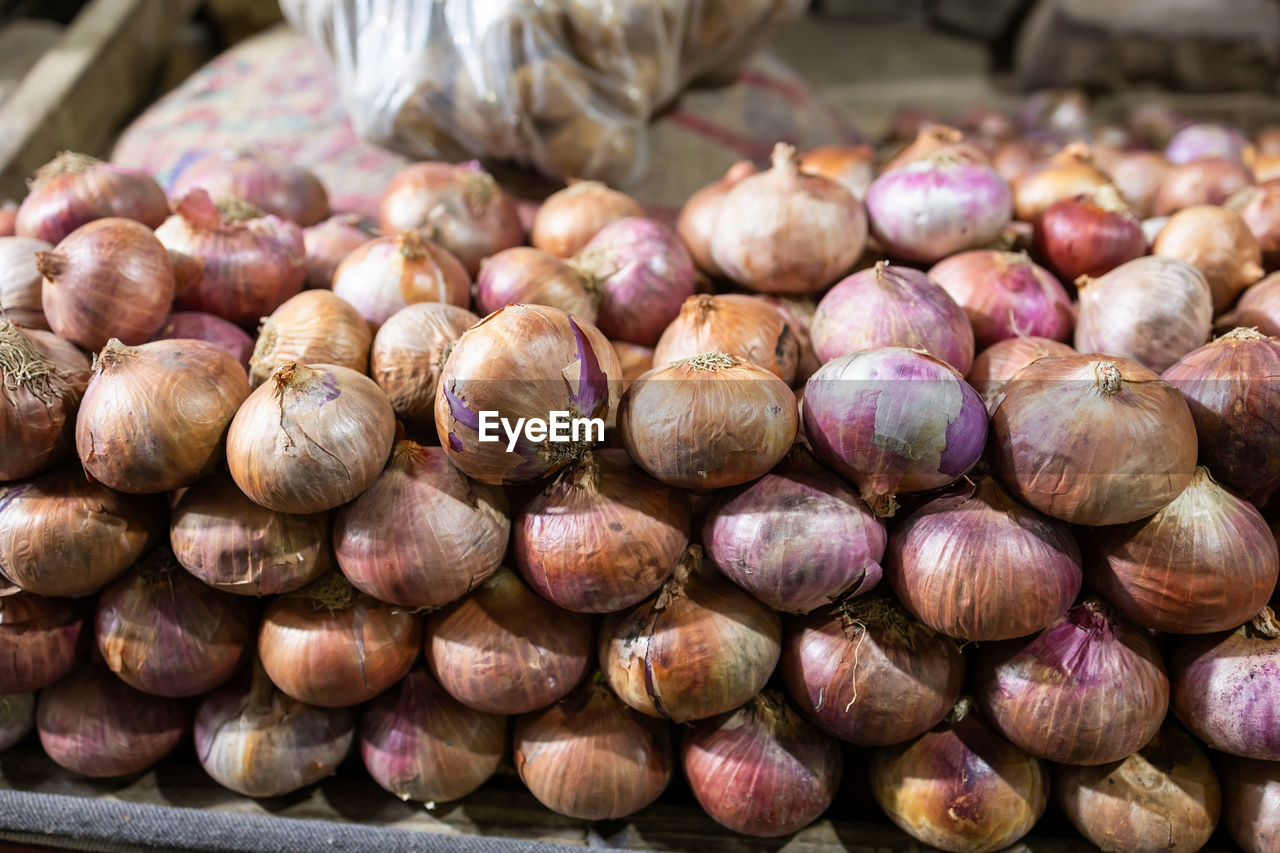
515,449,689,614
370,302,478,432
677,160,756,276
1229,181,1280,271
1221,755,1280,853
1014,142,1111,221
173,150,329,226
302,214,375,289
599,547,781,724
334,441,509,608
1154,158,1254,215
1094,149,1172,219
0,587,83,693
0,693,33,752
812,262,976,372
800,143,876,200
75,338,249,494
38,217,175,352
249,289,371,387
15,152,168,244
0,235,54,329
991,353,1198,525
227,362,395,514
653,294,798,383
927,250,1073,350
1055,726,1221,853
476,247,595,323
531,181,643,259
870,700,1048,853
331,231,471,327
682,691,841,838
1035,186,1147,281
37,666,188,778
170,472,331,597
514,677,671,820
0,321,91,481
360,668,504,804
760,295,821,385
967,336,1075,412
781,594,963,746
150,311,253,369
883,125,991,173
1153,205,1264,312
703,448,885,613
1222,271,1280,337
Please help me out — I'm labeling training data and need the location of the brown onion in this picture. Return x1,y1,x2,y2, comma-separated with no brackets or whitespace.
799,143,876,199
992,354,1198,524
653,294,798,383
967,336,1075,411
258,572,421,708
475,247,595,322
531,181,643,258
370,302,477,432
150,311,253,368
1014,142,1112,221
0,320,90,481
1221,271,1280,337
38,217,174,351
0,587,83,693
331,231,470,327
782,594,963,746
75,338,248,493
1220,754,1280,853
1154,157,1254,215
599,547,781,723
173,150,329,225
248,289,371,387
1035,185,1146,281
611,340,652,390
927,250,1073,350
0,235,53,329
228,362,395,514
1094,149,1172,219
15,152,168,244
1153,205,1263,312
301,213,375,289
677,160,756,276
1229,181,1280,271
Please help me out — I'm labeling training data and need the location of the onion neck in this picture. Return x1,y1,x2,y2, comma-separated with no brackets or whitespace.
1089,183,1136,218
288,571,356,613
1248,607,1280,640
655,546,701,610
1056,142,1095,166
686,293,718,323
0,320,65,404
1071,596,1117,636
173,189,226,231
93,338,137,373
946,696,974,726
397,230,430,262
562,180,606,198
840,594,917,645
33,250,65,281
1217,326,1269,343
770,142,801,176
31,151,100,188
674,351,736,372
459,169,497,214
214,195,265,225
1093,361,1123,396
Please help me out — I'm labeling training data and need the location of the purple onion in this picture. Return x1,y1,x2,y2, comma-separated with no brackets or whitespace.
702,448,885,613
927,250,1074,350
0,587,84,693
569,217,696,346
150,311,254,369
1220,754,1280,853
811,261,975,373
1166,123,1250,165
866,151,1013,264
802,347,987,515
475,247,596,322
0,693,33,752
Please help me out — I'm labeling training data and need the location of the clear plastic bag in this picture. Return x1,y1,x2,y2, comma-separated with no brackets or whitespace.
281,0,806,186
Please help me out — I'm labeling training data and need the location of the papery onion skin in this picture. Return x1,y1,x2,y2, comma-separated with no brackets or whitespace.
677,160,756,276
15,152,168,244
331,231,470,327
927,250,1073,350
1035,186,1147,281
1167,122,1250,165
887,475,1082,641
302,214,375,289
531,181,644,259
1055,725,1221,853
800,143,876,200
170,472,331,597
0,693,33,752
228,362,395,514
150,311,254,369
0,587,83,693
991,353,1198,525
967,336,1075,412
760,295,821,385
1229,181,1280,271
1154,158,1254,215
0,320,90,481
515,449,689,614
1222,271,1280,337
0,235,54,329
1014,142,1111,222
781,594,963,745
248,290,371,387
370,302,478,432
682,691,841,838
653,294,798,383
360,667,505,804
1220,754,1280,853
476,247,595,322
812,262,976,372
37,666,188,778
173,150,329,226
1153,204,1264,312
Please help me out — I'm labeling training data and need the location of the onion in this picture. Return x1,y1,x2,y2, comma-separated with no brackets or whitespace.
710,143,866,294
158,190,307,328
1153,204,1264,312
803,347,987,515
15,152,168,244
173,149,329,225
1093,149,1171,219
258,572,421,708
1075,256,1213,373
1230,182,1280,272
37,666,187,778
0,235,53,329
301,214,375,289
676,160,756,276
611,340,652,390
513,677,671,820
436,304,620,485
0,693,33,752
653,294,798,382
992,138,1048,186
1167,122,1250,164
1154,157,1254,215
370,302,477,432
0,465,162,596
150,311,253,368
334,441,509,607
1014,142,1112,221
95,548,255,697
570,217,697,346
0,320,90,481
75,338,248,493
782,593,963,745
378,160,523,276
1055,725,1221,853
870,698,1047,853
360,667,504,804
883,125,990,172
331,231,470,327
476,247,595,322
811,262,976,372
248,289,371,387
600,547,780,723
1220,755,1280,853
37,217,174,351
927,250,1073,350
515,449,688,614
760,296,821,384
531,181,644,259
967,336,1075,411
0,587,83,693
619,352,797,490
991,354,1198,524
228,362,395,514
1035,186,1146,281
799,143,876,200
869,155,1013,267
703,447,885,613
170,472,331,596
194,661,354,798
682,691,841,838
1221,271,1280,337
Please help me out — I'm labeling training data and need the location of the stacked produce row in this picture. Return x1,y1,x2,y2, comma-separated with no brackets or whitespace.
2,101,1280,851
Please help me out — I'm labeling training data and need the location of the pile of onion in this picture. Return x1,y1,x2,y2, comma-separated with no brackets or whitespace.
1014,142,1111,221
301,213,376,289
927,250,1073,350
150,311,254,369
173,149,329,225
475,247,596,322
331,230,470,327
1153,204,1264,312
0,319,90,481
1220,755,1280,853
0,235,53,329
531,181,643,258
15,152,168,244
677,160,756,276
653,294,798,383
248,289,371,387
0,587,84,693
966,336,1075,411
1035,185,1146,281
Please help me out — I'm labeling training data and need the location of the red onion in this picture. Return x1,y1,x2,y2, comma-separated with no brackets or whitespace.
811,262,976,372
1166,122,1250,164
370,302,477,432
37,666,187,777
1153,204,1264,312
15,152,168,244
653,293,798,382
0,693,32,752
682,691,841,838
301,214,375,289
475,247,595,322
1035,186,1147,281
173,150,329,226
360,668,504,804
1221,271,1280,337
0,320,90,481
248,289,371,387
1014,142,1111,221
149,311,253,368
1093,148,1172,219
803,347,987,515
531,181,644,259
0,587,83,693
0,235,53,329
1154,157,1254,215
331,231,470,327
676,160,756,276
1220,754,1280,853
967,336,1075,411
927,250,1073,350
782,594,964,745
1075,256,1212,373
799,144,876,200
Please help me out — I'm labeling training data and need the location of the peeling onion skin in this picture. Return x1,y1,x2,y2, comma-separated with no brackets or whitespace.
15,152,168,244
0,235,54,329
0,587,84,693
886,476,1082,641
599,547,781,724
0,693,33,753
513,678,672,820
681,691,841,838
360,667,505,804
677,160,756,277
0,320,91,482
150,311,254,369
248,290,372,388
1221,754,1280,853
870,699,1048,853
781,594,963,746
653,293,799,383
331,231,471,328
1153,205,1264,313
531,181,644,259
1221,271,1280,337
371,303,479,432
926,250,1073,351
173,150,330,226
475,247,596,323
966,336,1075,412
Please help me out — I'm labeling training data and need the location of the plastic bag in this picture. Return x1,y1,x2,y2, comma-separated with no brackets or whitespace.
280,0,806,186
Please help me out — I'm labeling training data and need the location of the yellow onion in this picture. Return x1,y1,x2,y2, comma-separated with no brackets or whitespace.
1014,142,1111,221
370,302,478,433
677,160,756,276
0,320,90,481
1221,271,1280,337
475,247,596,322
531,181,643,258
331,231,470,327
248,289,371,387
0,235,53,329
800,143,876,199
173,150,329,226
15,152,168,244
1220,754,1280,853
227,362,395,514
75,338,248,493
967,336,1075,412
1154,157,1254,215
653,294,798,383
0,587,84,693
301,213,375,289
1153,205,1264,312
